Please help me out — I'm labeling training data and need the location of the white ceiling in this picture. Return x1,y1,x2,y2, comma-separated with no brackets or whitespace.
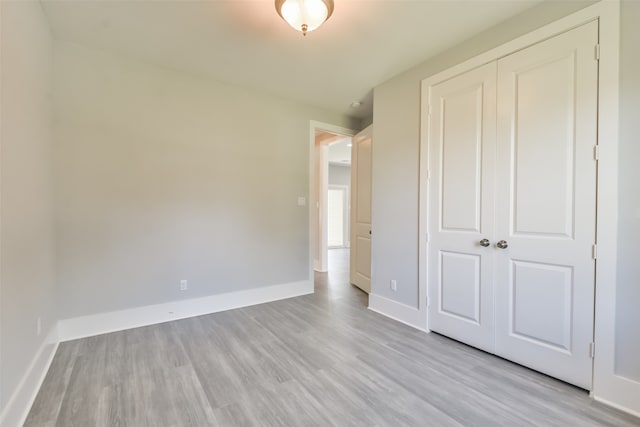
41,0,543,120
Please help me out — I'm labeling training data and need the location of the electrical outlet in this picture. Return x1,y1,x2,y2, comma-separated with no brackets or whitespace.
36,317,41,336
180,280,188,291
390,280,397,291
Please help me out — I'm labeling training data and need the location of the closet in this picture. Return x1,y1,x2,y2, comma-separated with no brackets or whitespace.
424,21,598,390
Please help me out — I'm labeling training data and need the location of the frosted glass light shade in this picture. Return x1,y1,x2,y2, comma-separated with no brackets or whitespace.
275,0,334,36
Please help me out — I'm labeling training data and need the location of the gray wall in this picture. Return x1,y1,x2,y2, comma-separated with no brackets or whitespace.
360,115,373,130
54,42,354,319
371,0,595,307
53,41,359,320
0,0,57,412
329,164,351,187
615,0,640,382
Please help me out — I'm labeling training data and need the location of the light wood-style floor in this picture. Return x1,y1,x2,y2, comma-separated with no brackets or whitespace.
25,249,639,426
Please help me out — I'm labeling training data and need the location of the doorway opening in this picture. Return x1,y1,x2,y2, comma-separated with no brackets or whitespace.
309,121,355,299
327,136,351,250
309,122,355,279
327,138,352,287
309,121,372,298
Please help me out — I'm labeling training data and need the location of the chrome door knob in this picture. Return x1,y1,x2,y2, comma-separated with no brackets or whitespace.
479,239,490,247
496,240,508,249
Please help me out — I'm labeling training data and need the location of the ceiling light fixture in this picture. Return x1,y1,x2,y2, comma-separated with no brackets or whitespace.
275,0,334,36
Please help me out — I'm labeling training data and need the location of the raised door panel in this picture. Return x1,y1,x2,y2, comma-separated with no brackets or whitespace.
356,139,372,224
510,261,573,351
427,62,497,353
440,85,483,232
440,252,481,323
494,21,598,389
354,236,371,285
510,53,576,238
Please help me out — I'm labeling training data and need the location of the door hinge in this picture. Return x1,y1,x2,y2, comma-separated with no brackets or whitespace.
594,145,600,161
592,244,597,260
425,232,430,243
589,342,595,358
426,295,430,307
427,104,432,117
595,44,600,61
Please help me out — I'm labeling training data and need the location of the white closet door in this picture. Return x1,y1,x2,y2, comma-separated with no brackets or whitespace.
427,62,497,353
494,21,598,389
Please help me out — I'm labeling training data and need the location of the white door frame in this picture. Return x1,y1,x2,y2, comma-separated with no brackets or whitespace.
309,121,356,276
328,184,350,249
418,1,633,416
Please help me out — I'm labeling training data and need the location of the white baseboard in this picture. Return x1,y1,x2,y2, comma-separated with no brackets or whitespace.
368,293,427,332
0,326,59,427
58,280,313,342
593,392,640,419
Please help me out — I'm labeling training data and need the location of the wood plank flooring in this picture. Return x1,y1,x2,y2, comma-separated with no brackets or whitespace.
25,249,639,426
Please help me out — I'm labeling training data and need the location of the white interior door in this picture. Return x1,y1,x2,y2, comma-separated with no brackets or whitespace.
350,126,372,293
494,21,598,389
427,62,497,353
